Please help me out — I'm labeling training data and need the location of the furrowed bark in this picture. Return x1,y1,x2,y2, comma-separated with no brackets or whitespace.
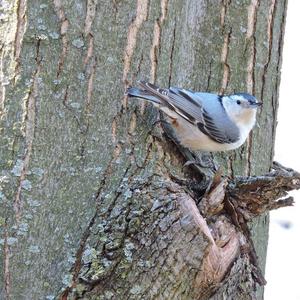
0,1,289,299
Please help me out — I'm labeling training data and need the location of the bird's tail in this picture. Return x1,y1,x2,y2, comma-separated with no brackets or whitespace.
126,82,162,105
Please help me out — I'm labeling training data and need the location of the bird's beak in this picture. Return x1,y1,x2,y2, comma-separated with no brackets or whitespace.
250,102,263,107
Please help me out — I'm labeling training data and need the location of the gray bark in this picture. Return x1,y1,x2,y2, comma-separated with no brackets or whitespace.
0,0,287,299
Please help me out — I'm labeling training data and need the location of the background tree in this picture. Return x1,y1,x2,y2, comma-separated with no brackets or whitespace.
0,0,292,299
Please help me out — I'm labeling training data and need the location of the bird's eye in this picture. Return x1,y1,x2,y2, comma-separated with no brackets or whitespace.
236,100,241,105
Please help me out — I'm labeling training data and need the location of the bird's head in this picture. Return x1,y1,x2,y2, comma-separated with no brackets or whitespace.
221,93,262,126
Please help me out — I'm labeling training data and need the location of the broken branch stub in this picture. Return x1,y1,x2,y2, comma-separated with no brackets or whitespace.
200,161,300,220
194,161,300,291
227,161,300,218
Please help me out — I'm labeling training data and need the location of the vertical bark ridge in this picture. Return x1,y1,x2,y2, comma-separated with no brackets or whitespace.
122,0,149,108
219,0,231,94
14,40,41,222
245,0,259,176
260,0,276,100
150,0,168,83
83,0,97,66
53,0,69,77
168,22,176,87
269,0,287,165
219,29,231,94
3,221,11,300
13,0,27,82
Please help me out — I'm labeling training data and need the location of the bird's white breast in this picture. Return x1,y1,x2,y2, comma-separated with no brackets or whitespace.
167,114,255,152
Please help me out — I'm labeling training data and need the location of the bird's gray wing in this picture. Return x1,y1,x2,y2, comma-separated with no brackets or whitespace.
196,106,240,144
138,82,204,122
137,81,198,122
138,82,240,144
171,88,240,144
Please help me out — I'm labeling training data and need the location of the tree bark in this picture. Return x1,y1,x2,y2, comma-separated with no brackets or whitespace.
0,0,288,299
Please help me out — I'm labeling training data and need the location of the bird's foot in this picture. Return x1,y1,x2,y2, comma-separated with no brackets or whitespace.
183,153,219,173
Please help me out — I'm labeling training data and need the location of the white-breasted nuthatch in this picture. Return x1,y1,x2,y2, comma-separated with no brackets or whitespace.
126,81,262,152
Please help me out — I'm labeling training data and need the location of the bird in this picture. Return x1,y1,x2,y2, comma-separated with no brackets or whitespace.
126,81,262,152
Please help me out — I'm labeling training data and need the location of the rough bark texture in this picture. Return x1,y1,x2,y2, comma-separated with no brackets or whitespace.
0,0,288,299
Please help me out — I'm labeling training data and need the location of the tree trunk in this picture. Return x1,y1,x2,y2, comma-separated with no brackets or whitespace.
0,0,288,299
